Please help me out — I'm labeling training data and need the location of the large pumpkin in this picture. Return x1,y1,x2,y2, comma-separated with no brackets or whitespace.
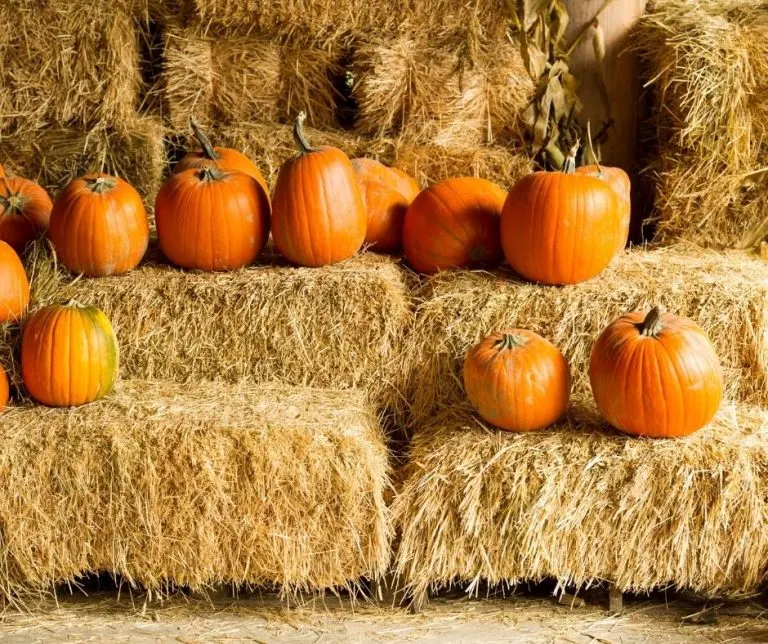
351,158,420,254
0,365,8,410
0,240,29,323
590,307,722,438
21,301,119,407
501,145,622,285
48,174,149,277
463,329,570,432
272,112,366,267
175,120,270,202
403,177,507,274
0,176,53,251
576,163,631,253
155,167,270,271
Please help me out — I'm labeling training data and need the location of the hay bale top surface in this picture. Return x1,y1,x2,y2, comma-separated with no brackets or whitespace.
394,400,768,603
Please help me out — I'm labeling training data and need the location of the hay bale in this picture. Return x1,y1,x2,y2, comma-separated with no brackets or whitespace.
56,253,413,412
161,27,341,130
636,0,768,246
405,245,768,424
393,401,768,604
0,380,390,598
0,1,143,135
0,118,166,202
352,33,533,147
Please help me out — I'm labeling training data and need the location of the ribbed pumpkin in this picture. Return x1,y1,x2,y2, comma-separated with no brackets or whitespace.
0,240,29,323
501,145,622,285
590,307,722,438
0,365,8,410
464,329,570,432
403,177,506,274
48,174,149,277
155,167,270,271
351,158,420,254
576,163,631,253
21,301,119,407
271,112,366,267
175,120,270,202
0,176,53,251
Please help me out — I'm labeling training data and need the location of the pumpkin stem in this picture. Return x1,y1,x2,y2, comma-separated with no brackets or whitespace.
640,306,665,337
86,176,117,194
293,111,316,155
586,122,603,176
190,118,220,161
0,184,28,214
495,333,527,351
198,166,225,182
562,140,580,175
64,299,84,308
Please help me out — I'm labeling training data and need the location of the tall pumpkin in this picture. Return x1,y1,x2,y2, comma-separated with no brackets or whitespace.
463,329,570,432
351,158,420,255
0,240,29,323
501,145,622,285
576,163,631,253
271,112,366,267
403,177,507,274
175,120,270,203
0,176,53,251
48,174,149,277
21,301,119,407
155,167,270,271
590,307,722,438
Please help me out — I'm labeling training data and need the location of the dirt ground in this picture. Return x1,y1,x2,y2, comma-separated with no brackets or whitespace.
1,585,767,643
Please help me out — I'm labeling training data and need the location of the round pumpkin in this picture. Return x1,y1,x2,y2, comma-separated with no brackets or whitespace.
21,301,119,407
155,166,270,271
501,145,622,285
175,120,270,202
576,163,631,253
0,240,29,323
272,112,366,267
0,164,5,178
590,307,722,438
0,365,8,410
0,176,53,251
48,174,149,277
351,158,420,254
403,177,507,274
463,329,570,432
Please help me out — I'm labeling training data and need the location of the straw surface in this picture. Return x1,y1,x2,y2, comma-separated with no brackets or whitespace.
394,401,768,606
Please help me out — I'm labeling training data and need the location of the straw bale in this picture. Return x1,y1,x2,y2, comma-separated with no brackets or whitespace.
393,401,768,605
0,380,390,599
55,253,413,412
352,33,533,147
636,0,768,247
0,118,166,202
405,245,768,424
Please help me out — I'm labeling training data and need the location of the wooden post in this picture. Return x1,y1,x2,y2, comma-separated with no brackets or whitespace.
608,584,624,613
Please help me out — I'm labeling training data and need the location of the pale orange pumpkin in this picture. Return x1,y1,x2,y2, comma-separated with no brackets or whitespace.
0,240,29,323
463,329,570,432
0,176,53,251
590,307,722,438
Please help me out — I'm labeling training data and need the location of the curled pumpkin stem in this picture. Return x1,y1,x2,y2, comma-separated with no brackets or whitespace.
293,111,316,155
190,118,219,161
562,141,580,175
640,306,665,337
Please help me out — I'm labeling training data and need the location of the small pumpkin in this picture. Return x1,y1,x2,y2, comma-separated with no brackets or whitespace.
48,174,149,277
351,158,420,254
501,144,622,285
0,164,5,178
175,119,270,202
403,177,507,274
155,167,270,271
0,240,29,323
590,306,722,438
576,163,631,253
0,176,53,251
21,300,119,407
272,112,366,267
463,329,570,432
0,365,8,410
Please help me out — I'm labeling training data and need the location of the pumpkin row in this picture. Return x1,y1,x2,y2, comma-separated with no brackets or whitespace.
0,116,629,284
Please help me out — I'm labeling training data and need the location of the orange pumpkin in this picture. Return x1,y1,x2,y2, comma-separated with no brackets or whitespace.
0,176,53,251
590,307,722,438
402,177,507,274
155,167,270,271
501,145,622,285
175,120,270,202
351,158,420,254
0,365,8,410
463,329,570,432
576,163,631,253
272,112,366,267
0,164,5,178
48,174,149,277
21,301,119,407
0,240,29,323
